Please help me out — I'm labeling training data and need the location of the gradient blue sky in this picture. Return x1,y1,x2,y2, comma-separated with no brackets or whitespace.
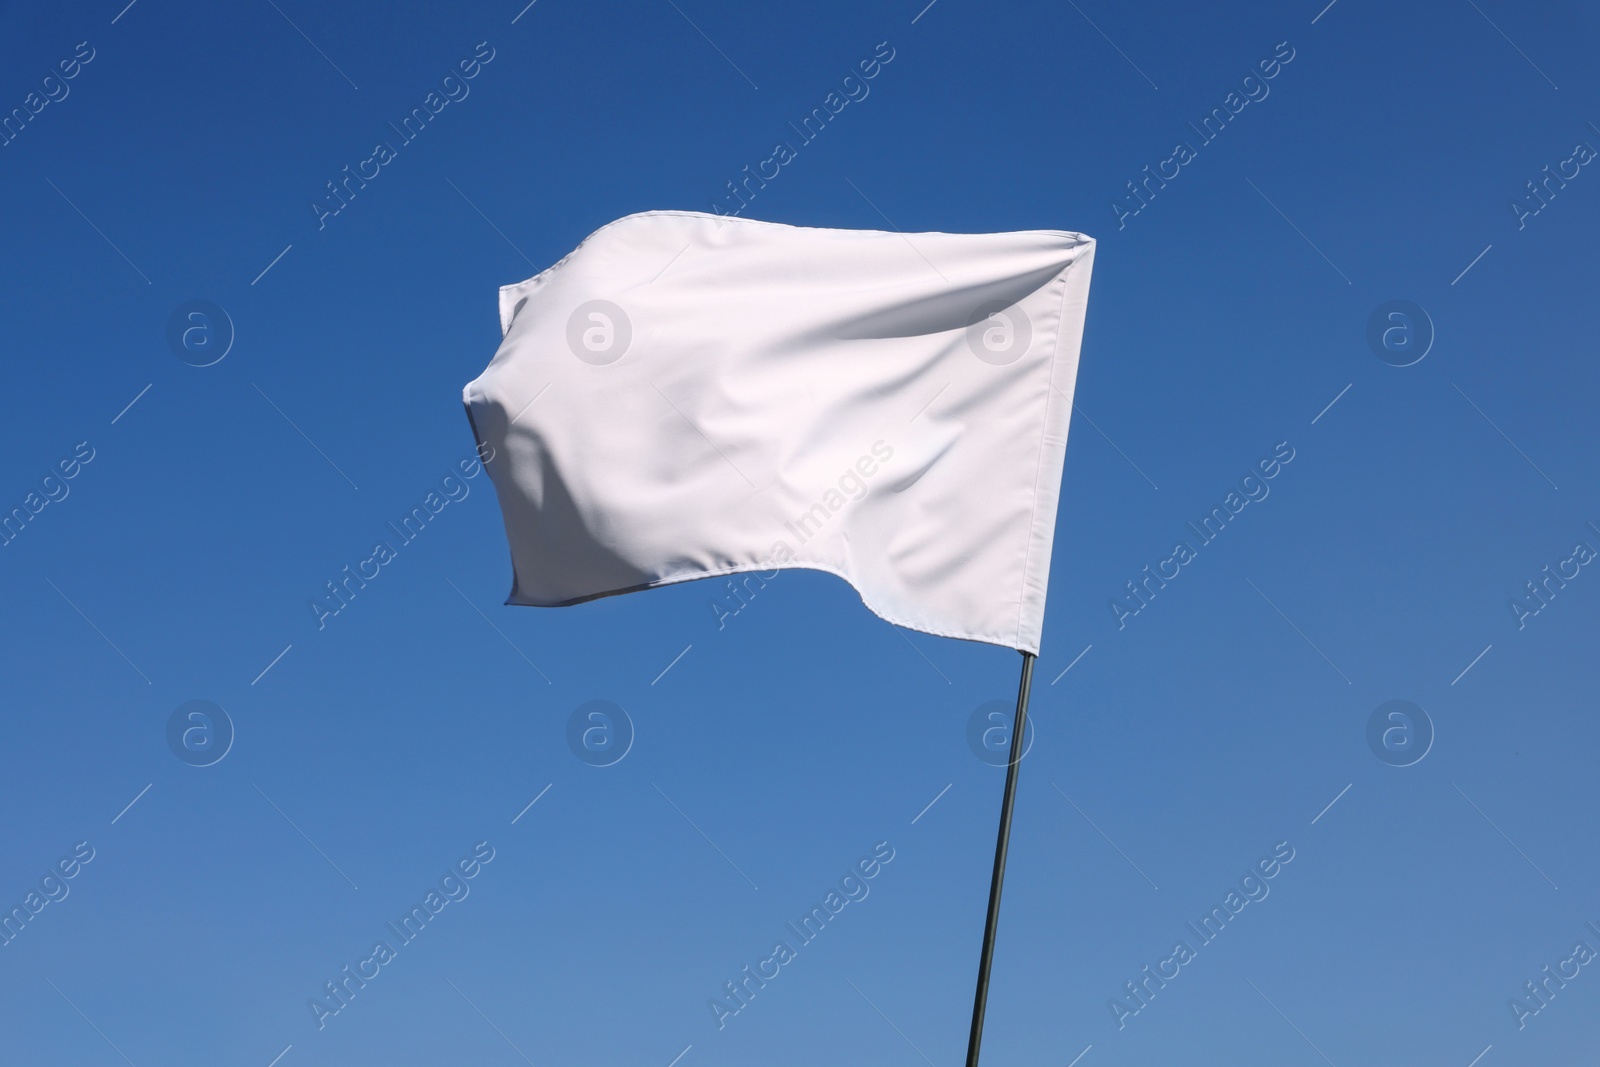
3,1,1599,1065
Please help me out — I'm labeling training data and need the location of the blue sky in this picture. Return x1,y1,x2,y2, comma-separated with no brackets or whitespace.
2,1,1599,1064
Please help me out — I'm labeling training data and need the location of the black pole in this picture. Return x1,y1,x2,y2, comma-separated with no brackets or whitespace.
964,650,1036,1067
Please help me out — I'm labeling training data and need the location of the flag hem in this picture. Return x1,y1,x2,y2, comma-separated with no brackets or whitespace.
1013,243,1094,655
499,559,1034,653
495,210,1094,329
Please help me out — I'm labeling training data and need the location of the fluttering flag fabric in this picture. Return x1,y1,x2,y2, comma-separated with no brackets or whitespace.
462,211,1094,653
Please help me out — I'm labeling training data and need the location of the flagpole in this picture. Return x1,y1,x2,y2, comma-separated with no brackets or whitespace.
964,650,1036,1067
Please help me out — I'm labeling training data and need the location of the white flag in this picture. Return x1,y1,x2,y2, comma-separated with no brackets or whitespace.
463,211,1093,653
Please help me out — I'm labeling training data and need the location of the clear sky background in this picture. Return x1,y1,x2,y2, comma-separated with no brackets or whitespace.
2,1,1598,1065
